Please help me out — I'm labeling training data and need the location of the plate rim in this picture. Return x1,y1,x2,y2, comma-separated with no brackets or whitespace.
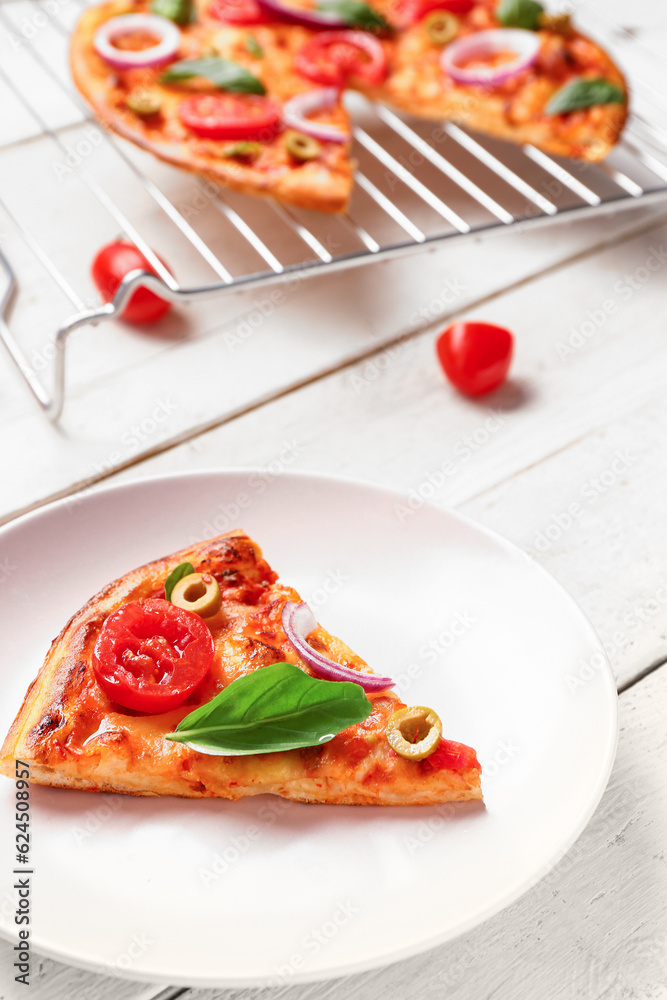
0,468,619,987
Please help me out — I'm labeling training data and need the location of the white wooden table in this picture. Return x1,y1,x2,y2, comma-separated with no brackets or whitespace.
1,0,667,996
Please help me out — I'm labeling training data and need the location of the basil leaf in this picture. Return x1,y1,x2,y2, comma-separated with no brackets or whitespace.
546,77,625,115
497,0,544,30
245,34,264,58
165,661,373,755
164,561,194,602
316,0,391,32
161,58,266,95
151,0,196,24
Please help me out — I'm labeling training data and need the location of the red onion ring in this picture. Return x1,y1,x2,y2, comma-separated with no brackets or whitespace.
281,601,395,692
255,0,347,27
282,87,349,142
441,28,541,87
94,13,181,70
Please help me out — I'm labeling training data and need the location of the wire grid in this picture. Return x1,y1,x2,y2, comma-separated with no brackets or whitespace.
1,0,667,419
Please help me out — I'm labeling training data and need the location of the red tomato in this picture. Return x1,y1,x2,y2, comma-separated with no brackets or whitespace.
92,599,214,713
436,321,514,396
91,241,172,324
391,0,473,28
178,93,281,140
208,0,270,24
421,739,481,773
295,31,387,87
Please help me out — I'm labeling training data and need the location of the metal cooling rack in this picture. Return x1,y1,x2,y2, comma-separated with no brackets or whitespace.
1,0,667,420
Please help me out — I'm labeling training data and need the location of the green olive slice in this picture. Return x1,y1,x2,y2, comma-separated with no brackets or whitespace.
424,11,459,46
284,130,321,162
386,706,442,761
220,141,262,161
170,572,222,618
126,89,162,117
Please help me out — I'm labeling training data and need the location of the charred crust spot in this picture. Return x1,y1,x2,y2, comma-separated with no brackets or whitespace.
32,713,63,736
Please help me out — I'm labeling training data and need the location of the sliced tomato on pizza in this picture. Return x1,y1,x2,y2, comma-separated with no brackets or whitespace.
0,530,482,806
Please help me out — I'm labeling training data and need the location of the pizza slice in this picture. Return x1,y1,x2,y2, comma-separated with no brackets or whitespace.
364,0,628,163
0,530,482,805
70,0,355,213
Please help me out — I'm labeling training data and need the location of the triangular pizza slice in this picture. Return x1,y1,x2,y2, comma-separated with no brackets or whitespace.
0,530,481,805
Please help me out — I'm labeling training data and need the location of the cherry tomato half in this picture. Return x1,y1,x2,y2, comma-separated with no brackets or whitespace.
295,31,388,87
208,0,270,24
92,599,214,713
178,93,281,140
421,739,481,773
436,321,514,396
391,0,473,28
91,241,172,324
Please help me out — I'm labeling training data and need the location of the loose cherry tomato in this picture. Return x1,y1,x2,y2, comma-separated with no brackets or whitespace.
208,0,270,24
391,0,473,28
436,321,514,396
421,739,481,773
91,240,172,324
295,31,388,87
92,599,214,713
178,93,281,140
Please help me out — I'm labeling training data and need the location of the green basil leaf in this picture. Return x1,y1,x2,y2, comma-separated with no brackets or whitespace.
151,0,196,24
245,34,264,58
164,561,194,602
545,77,625,115
316,0,391,33
161,58,266,95
165,661,373,755
497,0,544,30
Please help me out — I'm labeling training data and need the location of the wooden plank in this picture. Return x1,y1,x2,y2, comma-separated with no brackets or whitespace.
89,215,667,690
1,202,665,525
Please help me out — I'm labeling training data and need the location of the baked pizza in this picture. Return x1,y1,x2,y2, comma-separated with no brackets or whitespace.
70,0,628,213
0,530,482,806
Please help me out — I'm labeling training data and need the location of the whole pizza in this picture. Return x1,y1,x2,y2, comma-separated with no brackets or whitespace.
70,0,628,213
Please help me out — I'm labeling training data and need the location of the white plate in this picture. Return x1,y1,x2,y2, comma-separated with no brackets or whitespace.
0,470,617,987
